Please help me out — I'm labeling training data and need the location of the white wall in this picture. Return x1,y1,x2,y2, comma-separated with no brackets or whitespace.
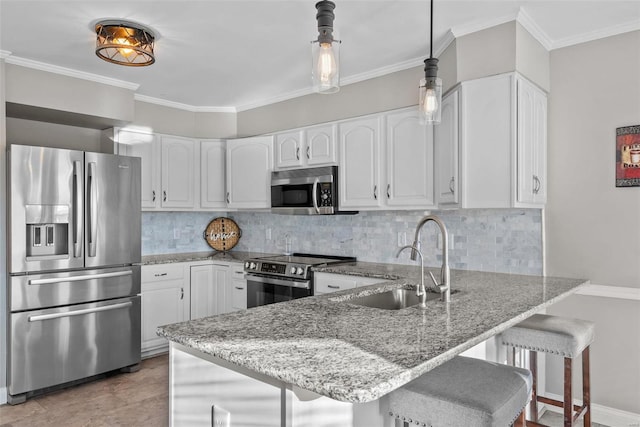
545,30,640,415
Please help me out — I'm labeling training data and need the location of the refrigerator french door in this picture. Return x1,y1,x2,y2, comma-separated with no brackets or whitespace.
7,144,142,404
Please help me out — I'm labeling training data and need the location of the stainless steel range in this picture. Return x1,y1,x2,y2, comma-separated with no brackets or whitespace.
244,253,356,308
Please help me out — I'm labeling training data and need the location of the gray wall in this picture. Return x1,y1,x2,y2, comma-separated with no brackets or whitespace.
545,30,640,414
6,117,103,152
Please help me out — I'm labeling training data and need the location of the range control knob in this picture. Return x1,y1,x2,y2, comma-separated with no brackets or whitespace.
249,262,257,270
244,262,249,269
290,267,297,275
296,267,304,275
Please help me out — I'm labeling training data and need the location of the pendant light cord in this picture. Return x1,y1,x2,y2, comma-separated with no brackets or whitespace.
429,0,434,59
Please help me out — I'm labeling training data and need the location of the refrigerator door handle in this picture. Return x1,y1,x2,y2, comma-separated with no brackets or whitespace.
28,301,133,322
72,160,83,258
28,270,133,286
87,162,97,257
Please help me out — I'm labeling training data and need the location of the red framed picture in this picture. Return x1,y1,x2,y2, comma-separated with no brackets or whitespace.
616,125,640,187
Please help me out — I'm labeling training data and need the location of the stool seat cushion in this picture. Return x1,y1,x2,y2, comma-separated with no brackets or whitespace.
501,314,595,357
388,356,532,427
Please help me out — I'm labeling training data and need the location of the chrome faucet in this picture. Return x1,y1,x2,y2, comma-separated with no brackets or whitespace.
410,215,451,302
396,244,427,309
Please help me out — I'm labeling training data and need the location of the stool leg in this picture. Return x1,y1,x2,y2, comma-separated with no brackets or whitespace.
564,357,572,427
583,346,591,427
529,351,538,422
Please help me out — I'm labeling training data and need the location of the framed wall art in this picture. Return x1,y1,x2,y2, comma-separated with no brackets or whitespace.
616,125,640,187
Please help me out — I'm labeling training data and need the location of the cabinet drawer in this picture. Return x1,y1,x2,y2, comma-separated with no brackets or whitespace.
314,273,357,294
142,264,184,283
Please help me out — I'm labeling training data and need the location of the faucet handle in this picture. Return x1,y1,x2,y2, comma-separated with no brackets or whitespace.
428,271,439,288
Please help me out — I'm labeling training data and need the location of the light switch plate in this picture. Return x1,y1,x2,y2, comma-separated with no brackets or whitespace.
211,405,230,427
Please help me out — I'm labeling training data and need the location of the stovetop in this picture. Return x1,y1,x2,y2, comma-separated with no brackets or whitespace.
244,253,356,280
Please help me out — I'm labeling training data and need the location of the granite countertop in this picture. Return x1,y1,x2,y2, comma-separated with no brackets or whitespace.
157,266,587,403
141,251,276,265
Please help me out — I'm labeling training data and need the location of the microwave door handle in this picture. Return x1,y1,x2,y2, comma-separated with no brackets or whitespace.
312,178,320,214
72,160,82,258
87,162,97,257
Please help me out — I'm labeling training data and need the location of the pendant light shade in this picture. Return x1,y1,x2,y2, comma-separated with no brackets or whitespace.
95,20,155,66
311,1,341,94
418,0,441,124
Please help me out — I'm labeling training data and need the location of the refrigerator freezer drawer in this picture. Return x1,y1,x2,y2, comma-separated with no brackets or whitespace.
10,265,141,312
9,296,141,397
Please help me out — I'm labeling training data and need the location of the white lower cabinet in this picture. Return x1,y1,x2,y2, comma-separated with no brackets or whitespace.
314,272,385,295
190,263,229,320
141,264,189,356
227,263,247,311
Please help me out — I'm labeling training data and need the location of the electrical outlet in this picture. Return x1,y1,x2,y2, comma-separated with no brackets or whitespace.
265,228,271,240
211,405,230,427
173,229,180,239
397,231,407,247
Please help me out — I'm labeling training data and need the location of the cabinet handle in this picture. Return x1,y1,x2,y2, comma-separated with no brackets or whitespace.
163,191,167,202
306,146,310,159
296,147,300,160
449,177,455,194
226,192,230,204
154,273,168,277
327,285,340,289
180,288,184,300
152,190,156,202
234,286,244,290
533,175,541,194
373,185,378,200
387,184,391,199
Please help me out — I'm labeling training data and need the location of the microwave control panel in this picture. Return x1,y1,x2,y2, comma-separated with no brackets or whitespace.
319,183,333,207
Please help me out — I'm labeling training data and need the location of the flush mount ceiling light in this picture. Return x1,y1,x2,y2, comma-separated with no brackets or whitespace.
95,19,155,66
311,1,341,94
418,0,442,124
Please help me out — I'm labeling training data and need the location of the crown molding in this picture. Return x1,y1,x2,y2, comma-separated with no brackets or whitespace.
5,55,140,90
0,50,12,59
134,94,236,113
450,12,519,39
516,8,553,51
550,19,640,50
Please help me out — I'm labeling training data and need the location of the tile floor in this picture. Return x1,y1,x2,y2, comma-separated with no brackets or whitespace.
0,354,608,426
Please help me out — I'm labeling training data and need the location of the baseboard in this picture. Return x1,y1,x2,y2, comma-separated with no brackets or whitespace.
576,284,640,301
142,346,169,359
0,386,6,405
542,392,640,426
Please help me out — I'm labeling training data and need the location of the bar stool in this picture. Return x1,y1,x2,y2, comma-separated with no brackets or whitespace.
388,356,532,427
501,314,595,427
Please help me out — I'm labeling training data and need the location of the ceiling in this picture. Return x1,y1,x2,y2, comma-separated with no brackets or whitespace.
1,1,639,111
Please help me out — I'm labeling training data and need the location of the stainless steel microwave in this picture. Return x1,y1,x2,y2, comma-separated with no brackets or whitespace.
270,166,357,215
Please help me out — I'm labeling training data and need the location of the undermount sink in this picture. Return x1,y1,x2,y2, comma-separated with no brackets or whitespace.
347,288,439,310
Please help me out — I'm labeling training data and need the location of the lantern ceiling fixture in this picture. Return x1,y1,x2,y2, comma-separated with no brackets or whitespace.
418,0,442,124
95,20,155,66
311,1,341,94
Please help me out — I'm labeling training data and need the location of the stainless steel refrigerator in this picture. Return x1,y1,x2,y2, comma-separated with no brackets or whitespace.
7,144,142,404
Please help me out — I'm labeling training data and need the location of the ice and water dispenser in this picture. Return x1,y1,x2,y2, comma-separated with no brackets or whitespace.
25,204,69,259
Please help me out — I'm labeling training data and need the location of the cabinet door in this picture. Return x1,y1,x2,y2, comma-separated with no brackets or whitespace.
385,109,435,208
200,140,227,209
116,129,159,209
161,136,197,208
306,123,337,166
275,131,303,169
227,265,247,311
190,264,226,320
338,116,382,209
226,136,274,209
435,89,460,207
517,78,547,206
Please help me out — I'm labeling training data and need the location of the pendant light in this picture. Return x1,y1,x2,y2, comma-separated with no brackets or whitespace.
95,20,155,66
418,0,441,124
311,1,341,94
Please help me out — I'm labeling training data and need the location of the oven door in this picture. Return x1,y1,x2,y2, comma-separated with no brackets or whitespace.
245,274,312,308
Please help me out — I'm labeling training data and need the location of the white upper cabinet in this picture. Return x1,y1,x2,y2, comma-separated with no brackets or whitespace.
385,108,435,208
160,135,198,209
435,88,461,208
339,116,382,209
116,129,160,209
200,140,227,209
274,124,337,170
516,77,547,206
226,136,274,209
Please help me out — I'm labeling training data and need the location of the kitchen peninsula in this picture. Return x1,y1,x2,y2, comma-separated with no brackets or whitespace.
157,264,587,427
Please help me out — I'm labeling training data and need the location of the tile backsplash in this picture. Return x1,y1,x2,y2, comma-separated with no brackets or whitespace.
142,209,543,275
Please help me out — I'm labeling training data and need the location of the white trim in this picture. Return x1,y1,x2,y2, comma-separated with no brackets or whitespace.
134,94,236,113
542,392,640,426
0,50,12,60
516,8,553,51
575,284,640,301
550,20,640,50
0,387,6,405
5,55,139,91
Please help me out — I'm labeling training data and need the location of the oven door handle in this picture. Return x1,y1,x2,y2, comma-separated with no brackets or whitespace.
244,274,311,290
